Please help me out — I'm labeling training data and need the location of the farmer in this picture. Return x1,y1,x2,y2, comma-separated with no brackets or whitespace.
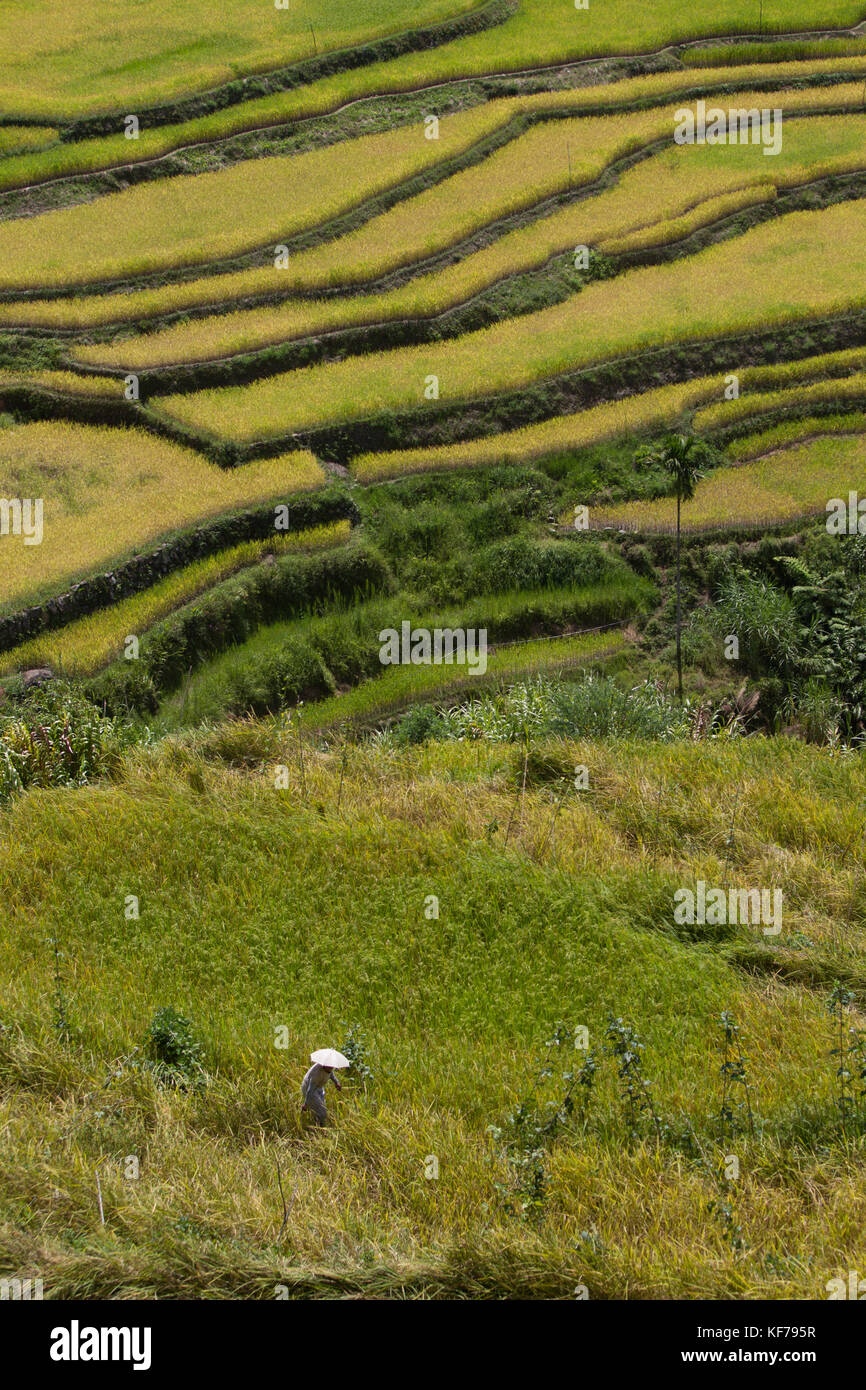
301,1047,349,1126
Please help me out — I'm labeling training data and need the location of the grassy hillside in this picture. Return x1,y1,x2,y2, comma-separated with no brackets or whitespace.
1,731,865,1298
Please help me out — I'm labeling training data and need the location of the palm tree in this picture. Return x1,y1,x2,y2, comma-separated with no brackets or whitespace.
638,434,709,701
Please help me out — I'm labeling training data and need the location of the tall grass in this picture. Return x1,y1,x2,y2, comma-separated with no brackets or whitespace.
1,732,865,1296
297,629,627,730
156,574,650,727
385,672,691,743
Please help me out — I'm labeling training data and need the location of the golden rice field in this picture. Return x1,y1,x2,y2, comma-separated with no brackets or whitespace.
6,74,866,317
589,432,866,533
0,0,479,119
352,348,866,481
0,126,58,158
152,198,866,446
5,35,866,202
10,0,866,1317
0,368,125,399
680,36,866,66
0,102,516,293
726,411,866,460
6,0,861,126
739,343,866,389
72,108,866,371
0,422,324,613
354,376,729,480
9,82,866,338
695,372,866,432
0,521,351,677
0,0,863,187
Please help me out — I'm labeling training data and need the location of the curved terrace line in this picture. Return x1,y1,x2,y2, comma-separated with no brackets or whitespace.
22,7,866,143
55,0,517,140
137,310,866,467
3,85,863,310
3,52,865,224
64,169,866,386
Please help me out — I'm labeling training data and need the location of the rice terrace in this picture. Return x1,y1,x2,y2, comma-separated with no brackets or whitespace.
5,0,866,1340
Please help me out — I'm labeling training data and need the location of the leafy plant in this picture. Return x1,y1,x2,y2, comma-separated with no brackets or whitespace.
340,1023,373,1091
143,1007,206,1091
718,1012,755,1141
490,1023,597,1219
605,1013,665,1143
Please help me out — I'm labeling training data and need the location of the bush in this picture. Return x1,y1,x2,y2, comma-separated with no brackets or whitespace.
0,681,136,802
143,1007,206,1091
390,675,692,746
391,703,449,746
472,536,612,593
225,636,335,715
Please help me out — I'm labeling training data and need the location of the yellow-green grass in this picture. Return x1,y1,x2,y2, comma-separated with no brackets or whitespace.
0,0,478,120
153,198,866,447
10,82,866,339
589,432,866,533
0,521,351,678
0,102,515,293
74,109,866,371
727,411,866,460
355,375,728,481
0,368,125,398
0,126,58,158
298,629,627,730
680,37,866,67
0,421,324,614
694,371,866,432
2,734,866,1297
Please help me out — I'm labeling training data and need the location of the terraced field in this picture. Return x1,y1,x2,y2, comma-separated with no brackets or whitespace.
0,422,324,613
0,0,486,118
6,0,866,1319
591,431,866,532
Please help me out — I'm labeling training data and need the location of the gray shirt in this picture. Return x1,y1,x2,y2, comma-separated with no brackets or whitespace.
301,1063,336,1097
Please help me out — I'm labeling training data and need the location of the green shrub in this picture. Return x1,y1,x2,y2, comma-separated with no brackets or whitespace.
143,1007,206,1091
472,536,612,593
0,680,136,802
224,636,335,715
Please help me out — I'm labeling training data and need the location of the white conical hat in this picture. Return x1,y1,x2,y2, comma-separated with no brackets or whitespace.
310,1047,349,1068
